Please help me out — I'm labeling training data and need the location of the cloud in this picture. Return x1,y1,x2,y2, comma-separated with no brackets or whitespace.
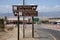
26,3,37,5
0,4,36,13
0,5,60,13
0,5,12,13
13,4,23,5
37,5,60,12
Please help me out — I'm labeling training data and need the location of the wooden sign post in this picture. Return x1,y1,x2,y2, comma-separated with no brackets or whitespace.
12,5,38,38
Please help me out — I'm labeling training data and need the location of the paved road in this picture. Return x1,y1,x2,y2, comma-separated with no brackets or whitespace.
5,24,60,40
40,28,60,40
19,24,54,40
22,24,60,40
34,24,60,40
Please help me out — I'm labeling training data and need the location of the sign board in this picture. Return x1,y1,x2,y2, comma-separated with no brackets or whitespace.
19,12,22,16
12,5,38,16
14,11,38,16
13,6,17,10
33,18,39,22
23,11,38,16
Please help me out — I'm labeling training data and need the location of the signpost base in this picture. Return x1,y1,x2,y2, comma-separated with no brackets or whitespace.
32,16,34,38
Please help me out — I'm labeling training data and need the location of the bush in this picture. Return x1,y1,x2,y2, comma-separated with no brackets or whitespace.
40,20,49,24
0,19,5,29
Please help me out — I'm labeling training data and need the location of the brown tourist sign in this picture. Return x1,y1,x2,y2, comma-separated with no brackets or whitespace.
12,5,38,38
12,5,38,16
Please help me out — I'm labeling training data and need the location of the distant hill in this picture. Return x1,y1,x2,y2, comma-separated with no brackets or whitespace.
0,13,14,17
0,12,60,18
38,12,60,18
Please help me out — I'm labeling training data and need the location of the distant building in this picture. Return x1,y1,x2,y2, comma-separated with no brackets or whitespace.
6,17,32,24
3,16,60,24
48,18,60,22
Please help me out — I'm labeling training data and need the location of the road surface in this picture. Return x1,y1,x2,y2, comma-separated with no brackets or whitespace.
22,24,60,40
34,24,60,40
4,24,60,40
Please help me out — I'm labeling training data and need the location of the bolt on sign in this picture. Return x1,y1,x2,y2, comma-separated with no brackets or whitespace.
12,5,38,16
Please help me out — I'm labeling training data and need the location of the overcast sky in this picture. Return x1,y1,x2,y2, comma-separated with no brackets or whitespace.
0,0,60,13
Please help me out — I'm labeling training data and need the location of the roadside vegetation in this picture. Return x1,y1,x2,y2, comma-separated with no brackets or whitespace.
37,20,50,24
0,19,5,29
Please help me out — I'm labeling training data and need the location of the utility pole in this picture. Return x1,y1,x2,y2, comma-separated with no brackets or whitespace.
23,0,25,38
18,12,20,40
23,0,25,5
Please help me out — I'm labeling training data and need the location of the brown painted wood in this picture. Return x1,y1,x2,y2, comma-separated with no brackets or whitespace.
12,5,38,16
